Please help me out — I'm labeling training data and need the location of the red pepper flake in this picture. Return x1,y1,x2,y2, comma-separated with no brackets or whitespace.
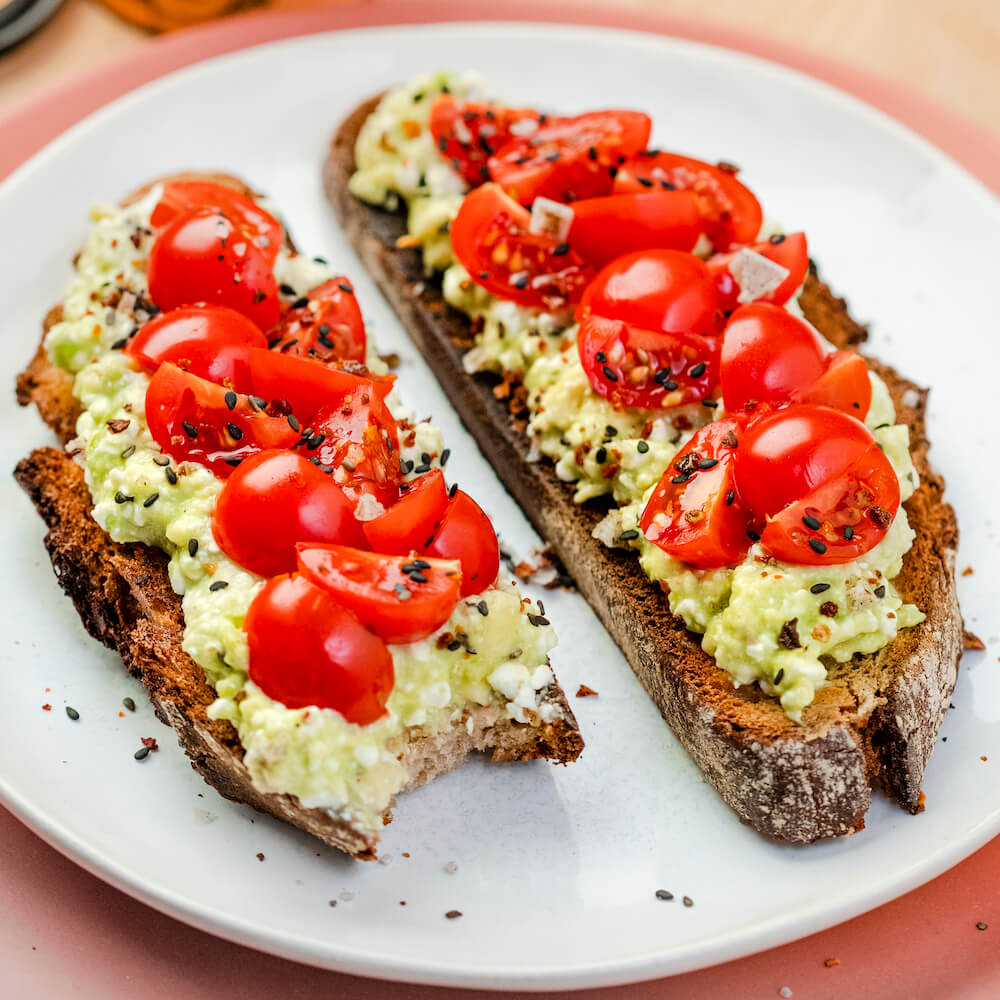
963,630,986,650
824,957,841,968
42,704,52,711
977,921,988,931
399,900,407,906
402,852,411,858
514,561,534,581
981,756,989,762
576,684,599,698
445,910,463,920
962,566,974,576
141,737,159,751
256,852,266,862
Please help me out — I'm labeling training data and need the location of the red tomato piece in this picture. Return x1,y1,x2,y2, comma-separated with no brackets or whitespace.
578,249,720,337
429,95,541,187
640,419,750,568
707,233,809,312
247,349,392,427
125,304,266,392
362,469,450,554
423,489,500,597
735,405,899,565
268,278,366,364
150,180,284,265
144,364,299,479
721,303,871,419
147,208,280,331
488,110,652,205
567,191,705,267
577,313,719,410
451,183,594,309
212,450,367,578
296,544,461,645
308,392,402,508
245,574,393,724
614,151,762,250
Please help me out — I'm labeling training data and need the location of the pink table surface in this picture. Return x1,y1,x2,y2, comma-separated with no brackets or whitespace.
2,2,998,995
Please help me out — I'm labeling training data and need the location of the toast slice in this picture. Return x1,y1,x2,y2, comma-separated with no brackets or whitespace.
14,173,583,860
323,96,964,842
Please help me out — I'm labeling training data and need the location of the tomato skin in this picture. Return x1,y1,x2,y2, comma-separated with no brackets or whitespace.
640,419,750,568
451,184,594,309
707,233,809,312
720,303,871,419
296,544,461,645
362,469,450,554
144,364,299,478
212,450,367,578
147,208,280,331
245,574,393,725
614,152,762,250
736,405,899,565
579,249,719,337
247,349,392,427
577,313,719,410
125,304,267,392
429,95,541,187
489,110,652,205
423,489,500,597
150,180,284,265
269,278,366,364
567,191,704,267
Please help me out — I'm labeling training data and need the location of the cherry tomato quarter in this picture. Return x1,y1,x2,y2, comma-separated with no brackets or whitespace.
245,573,393,725
362,469,450,555
269,278,366,364
423,489,500,597
296,544,462,645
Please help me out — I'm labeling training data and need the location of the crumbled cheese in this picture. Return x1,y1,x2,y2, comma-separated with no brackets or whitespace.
529,197,574,242
729,248,790,304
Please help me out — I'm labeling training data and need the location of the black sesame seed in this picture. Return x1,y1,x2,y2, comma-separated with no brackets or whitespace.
511,273,529,290
307,434,325,451
619,529,640,541
153,454,170,467
165,466,178,484
810,582,831,594
588,146,598,160
697,458,718,470
292,296,309,309
671,473,691,485
528,614,550,627
123,697,136,712
595,351,607,363
653,368,671,385
114,490,133,504
110,338,127,350
65,706,80,721
477,600,489,616
802,515,821,530
449,482,459,498
224,457,243,468
747,529,761,542
609,165,619,179
209,580,229,592
268,336,283,349
683,896,694,908
637,177,654,188
143,493,159,508
413,463,432,475
874,585,886,599
602,365,618,382
808,538,828,554
688,362,706,378
725,489,736,506
843,525,854,540
337,282,354,295
121,444,136,460
479,271,491,280
279,283,297,296
552,242,570,257
227,423,244,441
595,447,607,464
775,668,785,684
655,889,674,900
182,421,198,439
250,396,267,411
637,440,650,454
408,571,428,584
701,400,719,409
768,233,786,244
440,448,451,466
447,640,462,651
188,538,199,558
287,414,300,432
224,390,237,411
421,452,431,465
134,746,151,761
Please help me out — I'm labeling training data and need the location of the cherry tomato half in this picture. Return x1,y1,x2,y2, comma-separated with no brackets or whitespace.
125,304,266,393
721,303,871,419
707,233,809,312
488,110,652,205
362,469,450,555
144,364,299,478
567,191,705,267
147,208,280,331
735,405,899,565
150,180,284,265
245,573,393,724
296,544,461,645
429,95,541,187
451,183,594,309
577,313,719,410
212,450,366,578
268,278,366,364
423,489,500,597
640,418,751,568
614,151,762,250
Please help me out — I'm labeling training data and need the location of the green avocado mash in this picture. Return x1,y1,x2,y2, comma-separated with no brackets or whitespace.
350,71,925,720
44,186,560,828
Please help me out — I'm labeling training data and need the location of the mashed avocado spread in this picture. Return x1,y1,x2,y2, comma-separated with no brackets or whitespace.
45,188,560,829
350,71,925,719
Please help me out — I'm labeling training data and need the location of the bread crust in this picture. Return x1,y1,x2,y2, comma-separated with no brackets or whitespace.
14,172,584,859
323,96,964,841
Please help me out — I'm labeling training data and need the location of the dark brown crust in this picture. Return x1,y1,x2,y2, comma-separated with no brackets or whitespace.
14,172,583,860
323,96,963,842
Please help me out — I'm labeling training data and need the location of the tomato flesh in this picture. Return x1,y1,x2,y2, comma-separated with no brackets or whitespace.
125,304,266,393
489,110,652,205
245,574,393,724
614,151,762,250
147,208,280,331
212,450,366,578
150,180,283,265
362,469,450,554
640,419,750,568
296,544,461,645
451,183,593,309
423,489,500,596
144,364,299,478
430,95,541,187
707,233,809,312
269,278,366,364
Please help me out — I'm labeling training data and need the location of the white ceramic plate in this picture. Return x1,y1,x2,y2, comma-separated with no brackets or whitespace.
0,24,997,991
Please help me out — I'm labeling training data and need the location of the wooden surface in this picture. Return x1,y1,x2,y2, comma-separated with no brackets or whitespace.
0,0,997,135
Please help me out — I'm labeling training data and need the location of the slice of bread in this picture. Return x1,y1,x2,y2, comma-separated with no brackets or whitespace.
14,173,584,860
323,96,964,842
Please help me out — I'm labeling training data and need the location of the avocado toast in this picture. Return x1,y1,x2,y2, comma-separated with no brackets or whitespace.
323,81,963,842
